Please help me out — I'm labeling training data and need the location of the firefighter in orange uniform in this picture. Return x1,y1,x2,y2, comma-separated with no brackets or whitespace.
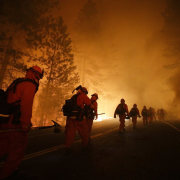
0,66,43,179
85,93,98,140
114,98,129,133
157,109,160,121
129,104,140,129
141,106,149,125
159,108,165,121
65,87,91,153
148,107,153,123
152,108,156,121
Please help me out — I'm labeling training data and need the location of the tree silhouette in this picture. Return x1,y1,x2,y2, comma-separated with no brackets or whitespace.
0,0,58,88
74,0,102,89
27,15,79,125
162,0,180,111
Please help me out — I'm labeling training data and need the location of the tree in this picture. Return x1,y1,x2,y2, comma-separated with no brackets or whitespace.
0,0,59,88
162,0,180,60
74,0,102,88
162,0,180,113
27,15,79,125
74,0,122,104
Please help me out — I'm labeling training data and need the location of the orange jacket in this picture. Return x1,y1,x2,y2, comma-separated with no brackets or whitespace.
0,71,38,132
114,103,129,116
130,107,140,116
92,100,98,116
77,92,91,109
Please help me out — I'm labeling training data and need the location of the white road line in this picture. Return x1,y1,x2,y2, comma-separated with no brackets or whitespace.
162,121,180,132
0,125,122,166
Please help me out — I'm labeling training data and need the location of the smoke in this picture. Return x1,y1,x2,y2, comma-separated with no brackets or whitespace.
57,0,177,118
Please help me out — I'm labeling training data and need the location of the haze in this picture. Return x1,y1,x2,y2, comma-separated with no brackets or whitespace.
56,0,174,118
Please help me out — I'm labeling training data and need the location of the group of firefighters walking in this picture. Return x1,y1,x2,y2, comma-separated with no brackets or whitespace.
0,67,99,179
64,86,98,154
114,98,166,133
0,65,167,179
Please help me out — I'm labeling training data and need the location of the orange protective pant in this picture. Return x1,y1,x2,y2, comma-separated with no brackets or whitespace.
86,118,93,137
153,115,156,121
142,116,148,125
65,117,89,149
159,115,164,121
149,116,153,123
0,132,28,179
132,116,137,127
119,114,126,132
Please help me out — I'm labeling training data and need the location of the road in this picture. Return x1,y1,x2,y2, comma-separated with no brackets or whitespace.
1,118,180,180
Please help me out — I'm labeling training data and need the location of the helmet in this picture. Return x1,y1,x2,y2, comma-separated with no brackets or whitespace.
82,87,88,94
120,98,125,103
27,66,44,79
91,93,98,99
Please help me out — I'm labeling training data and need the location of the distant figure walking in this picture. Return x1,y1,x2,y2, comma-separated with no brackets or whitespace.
129,104,140,129
114,98,129,133
141,106,149,125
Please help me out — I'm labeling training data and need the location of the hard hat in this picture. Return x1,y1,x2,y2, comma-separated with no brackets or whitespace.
120,98,125,103
91,93,98,99
27,66,44,79
82,87,88,94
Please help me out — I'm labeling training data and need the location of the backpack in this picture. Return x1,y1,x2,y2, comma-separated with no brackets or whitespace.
0,78,39,124
84,100,95,120
115,104,126,115
130,108,137,117
142,109,148,116
62,94,80,117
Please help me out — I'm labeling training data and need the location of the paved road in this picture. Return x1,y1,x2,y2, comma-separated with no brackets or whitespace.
1,118,180,180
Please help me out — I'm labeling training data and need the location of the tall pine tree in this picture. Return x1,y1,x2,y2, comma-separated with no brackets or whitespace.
74,0,102,91
27,15,79,125
162,0,180,114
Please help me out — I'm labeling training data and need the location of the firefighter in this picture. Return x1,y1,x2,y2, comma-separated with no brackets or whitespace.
159,108,165,121
114,98,129,133
148,107,153,123
157,109,161,121
64,87,91,153
85,93,98,140
0,66,43,179
130,104,140,129
152,108,156,121
141,106,149,125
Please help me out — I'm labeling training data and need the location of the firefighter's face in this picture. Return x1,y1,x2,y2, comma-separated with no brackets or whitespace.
91,96,97,101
